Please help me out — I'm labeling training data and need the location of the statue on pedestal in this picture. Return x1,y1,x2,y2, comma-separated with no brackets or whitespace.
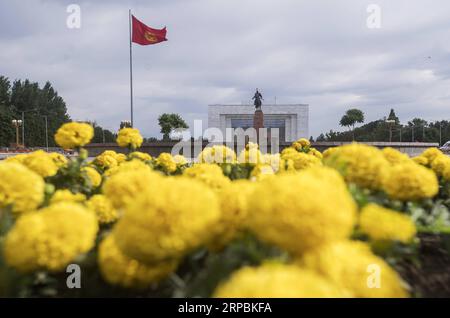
252,89,264,143
253,88,263,111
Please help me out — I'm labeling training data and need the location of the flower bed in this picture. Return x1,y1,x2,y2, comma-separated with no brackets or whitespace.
0,122,449,297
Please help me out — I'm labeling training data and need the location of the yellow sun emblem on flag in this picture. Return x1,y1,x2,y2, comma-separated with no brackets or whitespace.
144,31,158,43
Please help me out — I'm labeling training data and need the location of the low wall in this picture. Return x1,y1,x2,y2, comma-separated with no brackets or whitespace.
312,142,439,157
84,141,439,158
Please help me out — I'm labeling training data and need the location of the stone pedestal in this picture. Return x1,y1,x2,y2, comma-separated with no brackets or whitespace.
253,110,264,143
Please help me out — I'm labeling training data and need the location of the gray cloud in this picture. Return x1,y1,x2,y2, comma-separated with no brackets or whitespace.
1,0,450,138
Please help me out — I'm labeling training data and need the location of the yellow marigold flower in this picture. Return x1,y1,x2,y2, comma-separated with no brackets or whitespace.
292,138,311,152
82,166,102,187
3,202,98,273
412,155,428,166
324,143,389,190
359,204,416,243
430,154,450,180
302,163,353,188
98,235,178,289
21,150,59,177
183,163,230,190
155,153,177,173
129,151,152,162
309,148,323,159
213,263,348,298
48,152,68,168
297,138,311,147
104,159,152,177
103,169,162,210
247,166,357,255
250,164,275,181
382,147,410,165
86,194,119,224
322,147,338,159
101,150,119,157
246,142,259,150
237,145,264,164
198,145,236,164
281,150,322,171
50,189,86,205
112,178,221,263
209,180,255,250
116,128,143,149
420,147,443,165
291,141,302,151
4,153,27,164
382,162,438,201
0,162,45,213
94,151,119,170
281,147,297,156
55,122,94,149
115,153,127,163
173,154,188,165
277,158,296,173
262,153,280,168
299,241,409,298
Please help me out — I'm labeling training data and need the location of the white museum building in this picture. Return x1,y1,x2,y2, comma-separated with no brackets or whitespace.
207,104,309,143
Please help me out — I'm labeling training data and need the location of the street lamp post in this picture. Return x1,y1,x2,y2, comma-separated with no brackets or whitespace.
120,120,132,129
386,119,396,142
19,109,39,148
43,115,49,152
11,119,23,147
21,112,25,148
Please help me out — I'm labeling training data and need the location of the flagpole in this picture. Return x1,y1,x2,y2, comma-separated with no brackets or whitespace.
129,9,134,128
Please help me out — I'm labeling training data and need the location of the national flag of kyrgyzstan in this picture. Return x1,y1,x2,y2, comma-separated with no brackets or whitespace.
132,15,167,45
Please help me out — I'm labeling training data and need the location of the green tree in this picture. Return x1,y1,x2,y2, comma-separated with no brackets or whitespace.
0,76,14,146
387,108,400,124
158,113,189,140
339,108,365,140
318,115,450,144
86,121,116,143
0,75,125,148
316,133,326,141
3,78,71,147
408,118,428,142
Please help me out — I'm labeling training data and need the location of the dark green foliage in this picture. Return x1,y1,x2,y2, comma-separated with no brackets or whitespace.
119,121,132,129
221,163,253,180
388,109,400,124
0,226,285,297
47,157,99,196
158,113,189,140
90,122,116,143
0,76,115,147
0,104,14,146
179,235,287,297
339,108,365,140
320,111,450,145
348,181,450,235
339,109,365,129
8,79,71,147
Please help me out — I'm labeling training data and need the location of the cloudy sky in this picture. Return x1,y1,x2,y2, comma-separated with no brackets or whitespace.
1,0,450,139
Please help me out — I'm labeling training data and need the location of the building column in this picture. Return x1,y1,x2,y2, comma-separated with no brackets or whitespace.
291,115,297,141
285,117,291,142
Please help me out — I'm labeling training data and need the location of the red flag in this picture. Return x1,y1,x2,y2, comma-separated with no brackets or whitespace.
132,15,167,45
